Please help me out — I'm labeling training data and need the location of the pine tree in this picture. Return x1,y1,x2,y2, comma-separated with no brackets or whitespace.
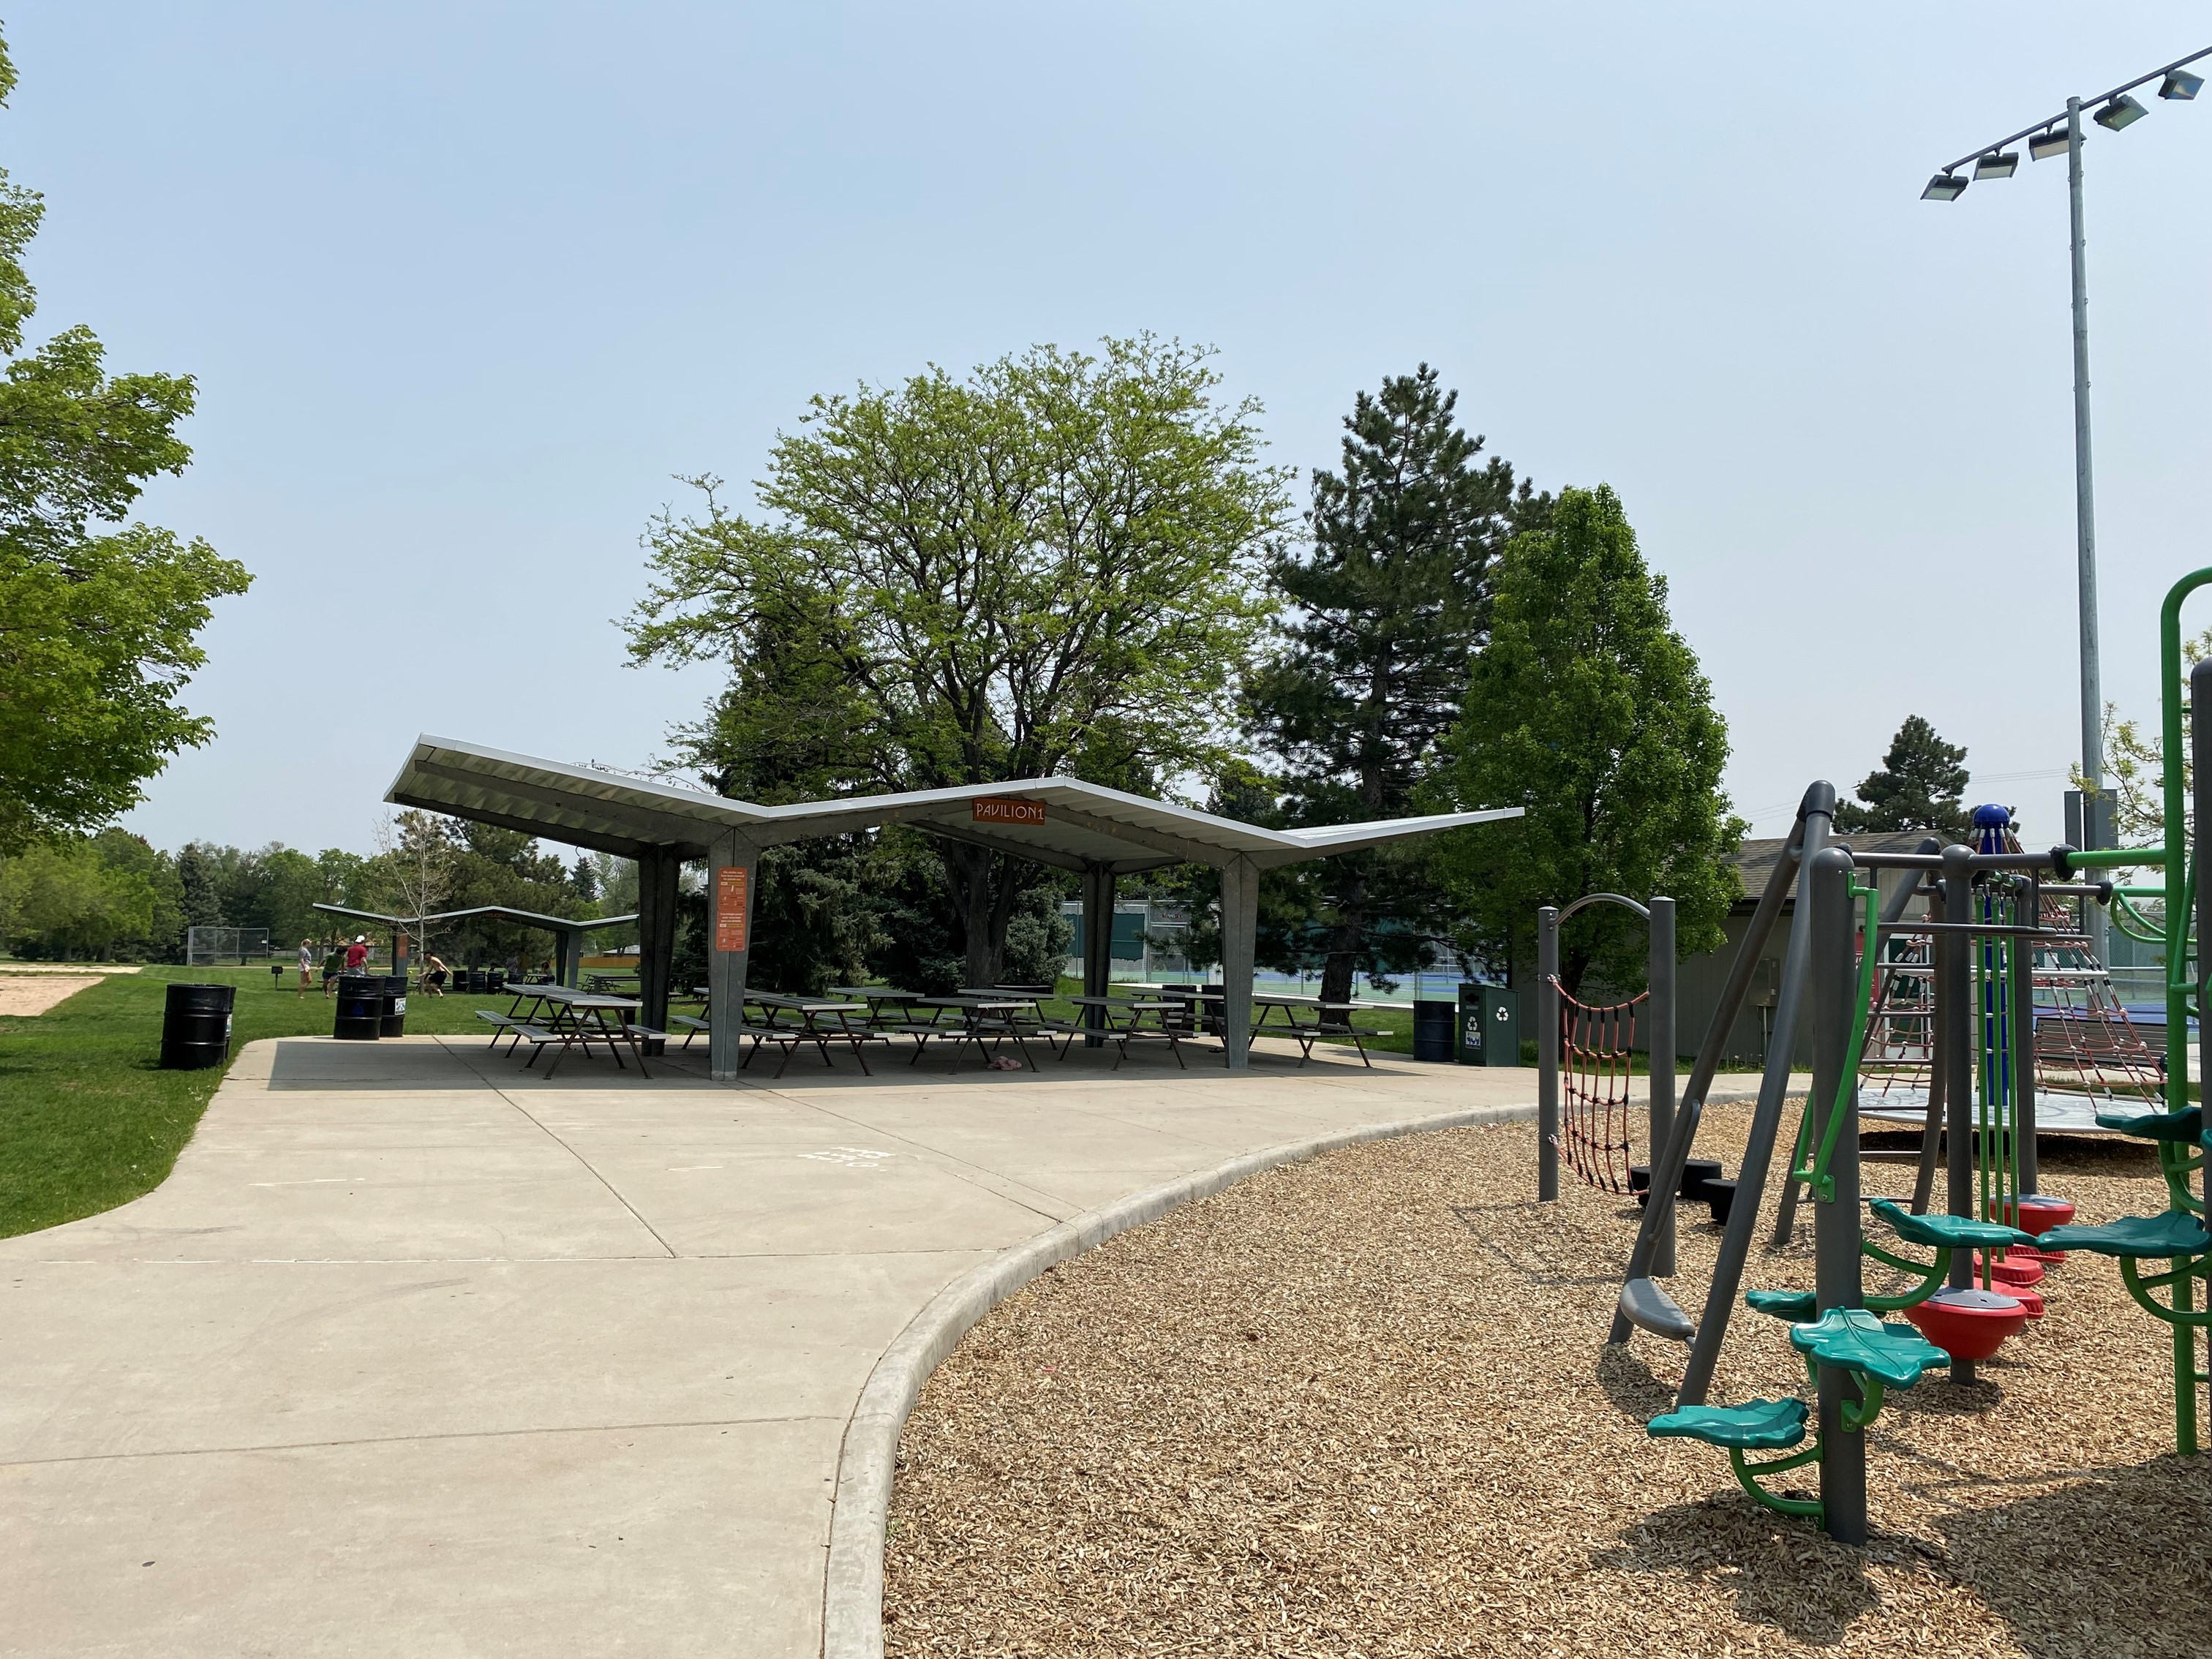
1436,486,1740,996
1832,716,1971,840
1244,366,1547,1002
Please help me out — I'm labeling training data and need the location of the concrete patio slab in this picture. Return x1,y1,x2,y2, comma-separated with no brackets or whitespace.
0,1031,1550,1657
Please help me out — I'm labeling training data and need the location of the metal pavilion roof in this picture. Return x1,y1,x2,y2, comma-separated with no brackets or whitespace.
385,735,1522,873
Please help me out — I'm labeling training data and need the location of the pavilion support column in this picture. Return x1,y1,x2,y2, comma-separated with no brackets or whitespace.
556,930,581,988
707,831,761,1083
1219,854,1259,1071
635,846,681,1051
1081,864,1115,1047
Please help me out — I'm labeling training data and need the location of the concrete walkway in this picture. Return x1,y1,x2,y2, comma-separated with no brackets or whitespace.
0,1034,1551,1658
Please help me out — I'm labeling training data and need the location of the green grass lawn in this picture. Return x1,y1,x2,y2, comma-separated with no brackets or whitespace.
0,965,533,1239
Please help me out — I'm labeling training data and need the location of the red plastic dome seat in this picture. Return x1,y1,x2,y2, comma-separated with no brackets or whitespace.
1904,1286,2030,1361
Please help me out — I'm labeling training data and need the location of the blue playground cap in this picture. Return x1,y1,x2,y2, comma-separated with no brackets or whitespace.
1971,803,2012,828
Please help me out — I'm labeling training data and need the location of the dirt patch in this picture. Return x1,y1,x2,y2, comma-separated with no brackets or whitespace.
0,975,104,1016
885,1102,2208,1658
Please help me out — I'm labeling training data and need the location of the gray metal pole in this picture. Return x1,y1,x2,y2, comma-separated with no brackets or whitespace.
1647,897,1677,1276
1081,865,1114,1047
1608,798,1810,1346
1677,786,1837,1407
2067,96,2110,970
1537,906,1560,1203
1807,846,1867,1543
1941,843,1978,1387
1218,855,1257,1071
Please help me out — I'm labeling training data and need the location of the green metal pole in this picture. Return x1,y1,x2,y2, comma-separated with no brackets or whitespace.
2158,569,2212,1453
2158,571,2212,1111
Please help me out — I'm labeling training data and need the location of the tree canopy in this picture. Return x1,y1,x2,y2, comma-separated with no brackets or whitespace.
1244,365,1547,999
0,31,249,849
1434,485,1740,995
1832,715,1971,840
625,336,1291,983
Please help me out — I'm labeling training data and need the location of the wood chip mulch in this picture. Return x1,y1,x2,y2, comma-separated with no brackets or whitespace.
883,1102,2211,1658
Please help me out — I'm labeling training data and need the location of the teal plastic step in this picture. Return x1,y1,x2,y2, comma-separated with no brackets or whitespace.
2094,1105,2203,1144
1868,1197,2030,1252
1788,1307,1950,1388
2039,1211,2211,1259
1745,1288,1817,1323
1646,1397,1810,1451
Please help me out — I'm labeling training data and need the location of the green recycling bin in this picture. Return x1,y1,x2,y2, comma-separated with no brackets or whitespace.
1456,982,1521,1066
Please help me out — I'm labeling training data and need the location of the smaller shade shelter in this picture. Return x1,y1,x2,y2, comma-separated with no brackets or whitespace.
385,735,1523,1074
315,900,640,987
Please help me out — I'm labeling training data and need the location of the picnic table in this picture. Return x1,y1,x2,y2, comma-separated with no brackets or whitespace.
916,996,1039,1071
1252,993,1389,1067
737,991,884,1077
1065,994,1191,1069
475,982,658,1077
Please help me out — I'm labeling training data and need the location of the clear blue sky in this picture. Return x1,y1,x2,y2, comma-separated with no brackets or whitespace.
12,4,2209,853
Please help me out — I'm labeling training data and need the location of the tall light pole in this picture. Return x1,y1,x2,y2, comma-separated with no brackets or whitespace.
1922,47,2208,894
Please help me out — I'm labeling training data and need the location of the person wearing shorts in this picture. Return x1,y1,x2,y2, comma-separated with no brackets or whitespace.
296,939,314,997
424,954,450,996
322,944,342,996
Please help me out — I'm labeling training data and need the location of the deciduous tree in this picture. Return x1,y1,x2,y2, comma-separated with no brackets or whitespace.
1434,486,1741,996
626,337,1290,984
0,33,248,847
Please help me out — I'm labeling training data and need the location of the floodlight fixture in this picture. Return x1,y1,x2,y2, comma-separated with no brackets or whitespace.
2028,127,2072,159
2161,68,2205,101
1974,149,2020,180
2094,94,2148,130
1922,171,1968,201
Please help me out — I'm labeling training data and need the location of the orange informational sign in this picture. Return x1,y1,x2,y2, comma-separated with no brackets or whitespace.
973,797,1047,827
713,865,749,953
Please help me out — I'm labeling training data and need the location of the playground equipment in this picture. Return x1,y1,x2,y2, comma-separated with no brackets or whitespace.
1606,794,2085,1540
1535,894,1679,1268
2033,591,2212,1457
1611,569,2212,1538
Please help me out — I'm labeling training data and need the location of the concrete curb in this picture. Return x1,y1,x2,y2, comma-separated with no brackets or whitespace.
819,1099,1540,1659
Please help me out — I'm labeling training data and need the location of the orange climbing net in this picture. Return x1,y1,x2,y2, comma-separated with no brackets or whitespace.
1555,981,1646,1194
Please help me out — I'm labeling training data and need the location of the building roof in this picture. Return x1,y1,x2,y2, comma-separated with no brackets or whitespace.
1730,830,1944,906
385,735,1523,874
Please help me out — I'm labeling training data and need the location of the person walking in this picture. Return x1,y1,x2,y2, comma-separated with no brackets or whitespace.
296,938,314,998
345,934,370,974
322,943,342,996
423,954,450,996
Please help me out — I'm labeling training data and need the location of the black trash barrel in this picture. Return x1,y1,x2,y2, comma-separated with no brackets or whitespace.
380,974,409,1038
1411,1000,1456,1063
334,975,383,1040
159,982,235,1069
486,968,506,995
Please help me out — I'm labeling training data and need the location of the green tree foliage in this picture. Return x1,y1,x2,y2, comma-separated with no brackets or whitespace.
626,336,1291,985
1832,715,1971,840
0,33,249,849
1244,366,1548,1000
0,835,154,959
1435,486,1742,996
